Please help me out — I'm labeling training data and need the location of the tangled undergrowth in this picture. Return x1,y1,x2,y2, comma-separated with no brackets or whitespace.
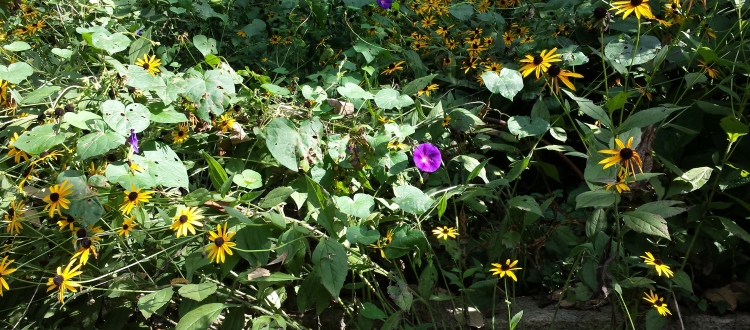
1,0,749,329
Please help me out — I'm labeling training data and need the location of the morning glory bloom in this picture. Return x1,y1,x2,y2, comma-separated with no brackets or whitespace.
377,0,392,9
413,143,441,172
128,129,139,154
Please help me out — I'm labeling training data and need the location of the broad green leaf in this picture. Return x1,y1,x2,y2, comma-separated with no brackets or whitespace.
234,225,272,267
672,167,713,193
222,308,246,330
138,288,173,318
418,261,438,298
645,308,667,330
507,115,550,138
14,124,66,154
196,70,236,122
385,227,427,259
720,116,749,142
586,208,608,238
175,303,225,330
360,302,387,320
52,48,74,59
78,131,126,160
21,85,61,104
718,216,750,243
510,310,524,330
401,74,438,96
240,19,267,38
264,117,298,171
148,105,188,123
672,270,693,293
353,39,382,63
312,238,348,298
386,277,413,311
101,100,151,136
448,108,483,132
450,3,474,20
685,72,707,88
508,195,543,217
392,185,434,215
128,27,152,65
4,41,31,51
622,211,669,239
261,83,291,96
374,89,413,109
260,186,295,208
575,190,620,209
57,170,105,226
142,141,189,188
482,69,523,101
604,35,661,66
192,35,217,55
618,106,686,133
563,90,612,128
91,32,131,54
337,82,374,100
64,111,103,130
0,62,34,84
178,283,217,302
346,225,380,245
636,200,687,219
202,151,228,191
125,65,166,91
452,155,488,183
105,158,156,190
335,194,375,219
232,170,262,189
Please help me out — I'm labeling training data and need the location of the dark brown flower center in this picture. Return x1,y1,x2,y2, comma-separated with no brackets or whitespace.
671,3,677,9
619,148,634,160
122,224,129,230
179,215,188,223
655,300,664,306
630,0,643,6
77,228,87,239
594,6,608,19
53,274,64,286
533,55,543,65
128,192,138,201
388,63,396,69
50,193,60,202
501,264,510,271
82,238,92,249
215,237,225,247
653,258,663,265
8,208,14,218
178,130,185,137
547,64,561,77
142,63,150,70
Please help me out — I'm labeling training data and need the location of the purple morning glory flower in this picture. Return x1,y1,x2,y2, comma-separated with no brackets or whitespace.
128,129,139,154
136,29,143,36
377,0,392,9
413,143,441,172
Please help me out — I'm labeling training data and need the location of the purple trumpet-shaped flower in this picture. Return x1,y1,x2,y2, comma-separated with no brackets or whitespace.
413,143,441,172
128,129,139,154
377,0,392,9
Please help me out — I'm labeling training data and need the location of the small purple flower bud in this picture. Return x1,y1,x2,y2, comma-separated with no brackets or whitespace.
377,0,392,9
136,29,143,36
128,129,139,154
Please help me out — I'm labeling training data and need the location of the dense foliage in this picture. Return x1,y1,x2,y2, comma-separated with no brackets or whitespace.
1,0,749,329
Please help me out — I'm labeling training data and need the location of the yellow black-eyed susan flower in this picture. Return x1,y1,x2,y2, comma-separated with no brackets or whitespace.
519,48,562,79
490,259,523,281
387,139,409,152
169,206,204,238
73,225,103,245
442,116,452,127
216,113,237,133
641,252,674,277
484,62,503,74
382,61,405,75
605,172,631,193
643,290,672,316
127,160,144,175
31,150,62,166
47,258,83,303
72,237,99,265
56,214,76,232
172,123,190,144
520,35,535,44
117,216,137,237
237,30,247,37
502,31,515,46
369,238,388,259
418,84,439,97
546,64,584,93
205,223,236,263
445,38,458,50
598,137,643,177
697,60,719,79
43,180,73,218
5,200,25,234
432,226,459,240
269,35,281,45
134,54,162,76
7,132,30,163
119,184,153,215
611,0,654,19
0,255,17,296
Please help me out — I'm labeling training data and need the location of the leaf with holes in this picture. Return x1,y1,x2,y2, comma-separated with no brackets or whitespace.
312,238,348,298
91,32,131,54
77,131,125,160
57,170,104,226
142,141,188,188
101,100,151,136
13,124,66,154
604,36,661,66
